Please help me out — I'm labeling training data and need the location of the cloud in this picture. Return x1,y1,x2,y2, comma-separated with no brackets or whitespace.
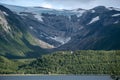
43,0,120,9
44,0,93,3
41,2,53,8
0,0,120,9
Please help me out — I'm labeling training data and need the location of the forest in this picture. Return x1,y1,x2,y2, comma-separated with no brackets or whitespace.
0,50,120,75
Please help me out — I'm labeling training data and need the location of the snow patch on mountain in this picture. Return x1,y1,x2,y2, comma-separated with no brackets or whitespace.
2,11,8,16
77,10,86,17
29,26,34,30
50,36,71,44
77,13,83,17
88,16,99,25
34,14,43,22
112,14,120,17
72,9,86,17
91,10,95,13
114,21,119,24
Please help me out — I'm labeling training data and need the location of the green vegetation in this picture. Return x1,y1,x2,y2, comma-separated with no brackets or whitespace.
0,56,35,74
0,24,31,58
0,50,120,75
0,20,46,59
20,50,120,75
0,56,20,74
0,24,46,59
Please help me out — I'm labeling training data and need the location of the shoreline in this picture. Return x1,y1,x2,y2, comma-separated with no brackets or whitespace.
0,74,112,76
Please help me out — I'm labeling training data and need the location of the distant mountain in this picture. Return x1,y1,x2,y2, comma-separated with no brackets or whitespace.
0,4,120,59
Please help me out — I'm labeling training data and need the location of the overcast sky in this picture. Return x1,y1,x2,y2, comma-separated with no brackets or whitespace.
0,0,120,9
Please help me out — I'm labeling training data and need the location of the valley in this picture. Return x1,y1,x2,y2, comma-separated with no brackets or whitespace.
0,3,120,75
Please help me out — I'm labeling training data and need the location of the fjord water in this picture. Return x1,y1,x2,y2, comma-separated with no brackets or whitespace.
0,75,113,80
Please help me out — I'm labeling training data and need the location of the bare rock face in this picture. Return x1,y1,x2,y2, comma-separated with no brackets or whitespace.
0,10,11,32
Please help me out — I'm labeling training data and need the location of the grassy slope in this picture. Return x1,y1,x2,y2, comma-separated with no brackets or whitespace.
0,32,31,58
0,56,36,74
0,56,20,74
0,24,47,58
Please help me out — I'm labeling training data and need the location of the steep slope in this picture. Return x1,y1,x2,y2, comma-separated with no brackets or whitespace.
58,6,120,50
3,4,86,47
1,4,120,52
6,5,120,50
0,5,47,59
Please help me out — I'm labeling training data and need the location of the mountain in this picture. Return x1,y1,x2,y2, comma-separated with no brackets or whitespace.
0,4,120,59
0,5,47,59
5,4,120,50
2,3,86,47
57,6,120,50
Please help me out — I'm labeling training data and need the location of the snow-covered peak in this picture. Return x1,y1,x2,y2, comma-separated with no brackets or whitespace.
87,16,100,25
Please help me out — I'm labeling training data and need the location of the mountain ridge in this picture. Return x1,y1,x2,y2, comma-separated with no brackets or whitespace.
0,4,120,58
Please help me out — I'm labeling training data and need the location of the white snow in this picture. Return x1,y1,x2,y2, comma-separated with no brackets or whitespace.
76,10,86,17
112,14,120,17
2,11,9,16
77,13,83,17
88,16,100,25
29,26,34,29
34,14,43,22
72,9,86,17
114,21,119,24
91,10,95,13
50,36,71,44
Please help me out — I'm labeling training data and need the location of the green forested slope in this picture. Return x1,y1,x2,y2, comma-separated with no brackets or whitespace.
0,56,21,74
0,50,120,75
20,50,120,75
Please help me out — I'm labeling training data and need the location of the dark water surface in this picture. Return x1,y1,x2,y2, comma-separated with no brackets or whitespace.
0,75,113,80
